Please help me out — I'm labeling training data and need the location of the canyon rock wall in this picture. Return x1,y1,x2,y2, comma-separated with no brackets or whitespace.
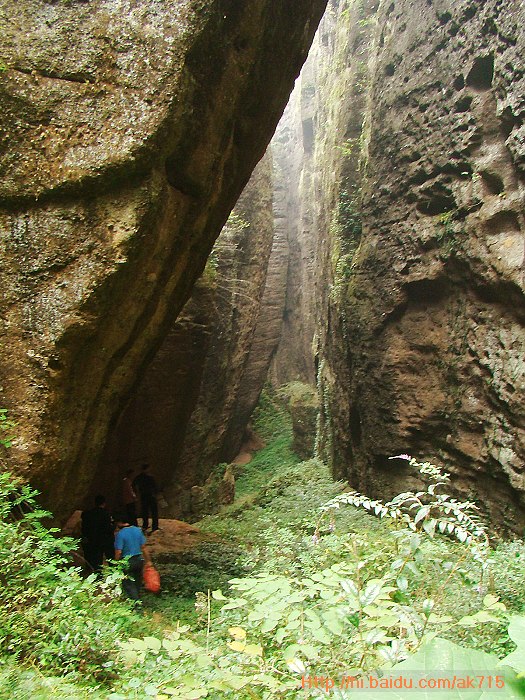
268,78,317,387
0,0,327,519
269,0,377,464
311,0,525,531
99,156,277,517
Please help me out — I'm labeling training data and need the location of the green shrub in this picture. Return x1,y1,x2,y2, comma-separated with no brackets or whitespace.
3,390,525,699
491,540,525,612
0,409,15,450
0,472,137,681
251,386,292,442
0,658,105,700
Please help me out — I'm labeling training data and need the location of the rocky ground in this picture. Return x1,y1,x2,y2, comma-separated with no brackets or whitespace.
145,519,216,556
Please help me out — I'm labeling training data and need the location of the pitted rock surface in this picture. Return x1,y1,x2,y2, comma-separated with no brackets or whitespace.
311,0,525,531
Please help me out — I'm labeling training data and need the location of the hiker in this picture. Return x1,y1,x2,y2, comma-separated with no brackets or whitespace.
133,463,159,532
81,495,115,575
114,514,151,600
122,468,138,526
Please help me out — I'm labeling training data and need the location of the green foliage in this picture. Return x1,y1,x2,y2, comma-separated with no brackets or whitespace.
329,185,362,270
0,472,139,682
219,572,505,676
200,458,344,574
491,541,525,612
339,138,359,158
501,616,525,678
154,542,246,605
225,212,250,233
201,249,218,283
381,635,519,700
119,440,511,698
212,388,300,507
114,622,294,699
4,394,525,699
329,184,362,304
0,408,15,449
251,387,292,441
322,455,489,552
105,515,511,699
337,186,362,242
0,659,107,700
435,210,464,257
365,613,525,699
131,543,246,630
276,381,318,409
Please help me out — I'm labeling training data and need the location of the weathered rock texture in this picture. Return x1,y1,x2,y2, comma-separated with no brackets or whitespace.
98,157,277,517
268,68,317,387
0,0,327,519
267,0,376,466
310,0,525,531
278,382,319,459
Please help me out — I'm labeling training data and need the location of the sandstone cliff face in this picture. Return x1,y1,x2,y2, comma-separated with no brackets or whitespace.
268,66,317,387
266,0,376,460
267,0,376,469
98,157,275,517
0,0,327,518
223,200,289,454
311,0,525,530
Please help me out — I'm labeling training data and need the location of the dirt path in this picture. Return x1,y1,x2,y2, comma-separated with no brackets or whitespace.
146,519,217,555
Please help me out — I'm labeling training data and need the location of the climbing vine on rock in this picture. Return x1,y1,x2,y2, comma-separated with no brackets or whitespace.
0,408,15,449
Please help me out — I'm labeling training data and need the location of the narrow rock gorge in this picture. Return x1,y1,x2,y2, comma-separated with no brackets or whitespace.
1,0,524,533
98,156,278,517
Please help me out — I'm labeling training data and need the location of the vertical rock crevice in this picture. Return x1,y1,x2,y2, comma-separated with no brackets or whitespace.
98,156,277,517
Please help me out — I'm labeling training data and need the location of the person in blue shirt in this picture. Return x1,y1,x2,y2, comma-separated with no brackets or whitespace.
114,515,152,600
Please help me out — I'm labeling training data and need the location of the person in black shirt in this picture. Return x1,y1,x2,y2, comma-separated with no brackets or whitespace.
122,469,138,526
132,464,159,532
81,495,115,574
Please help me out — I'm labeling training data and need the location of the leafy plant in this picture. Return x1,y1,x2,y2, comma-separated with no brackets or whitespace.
361,615,525,700
3,392,525,699
321,455,489,552
0,408,15,449
435,210,464,257
490,541,525,612
0,472,137,681
114,443,507,698
0,658,107,700
225,212,250,232
154,542,246,603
